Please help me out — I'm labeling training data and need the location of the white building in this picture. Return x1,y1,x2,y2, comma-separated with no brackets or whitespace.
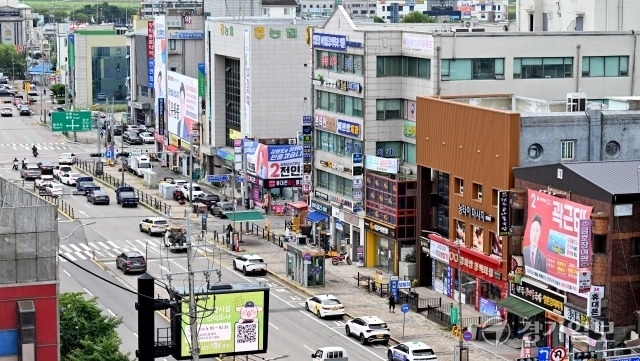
205,0,297,18
139,0,203,18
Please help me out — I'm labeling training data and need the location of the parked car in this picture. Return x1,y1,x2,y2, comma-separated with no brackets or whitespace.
1,106,12,117
115,251,147,274
193,193,220,209
345,316,390,345
179,184,205,201
48,106,65,116
35,175,55,189
210,201,235,217
97,92,107,100
139,217,168,235
113,124,123,135
126,125,145,133
58,152,77,165
19,105,31,116
122,131,143,145
60,172,81,186
305,294,345,319
87,189,110,205
139,132,154,144
20,164,41,179
0,89,16,97
388,341,438,361
53,165,72,179
37,161,55,174
232,254,267,276
170,179,189,188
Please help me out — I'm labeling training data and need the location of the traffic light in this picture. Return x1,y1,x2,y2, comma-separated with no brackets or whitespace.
573,351,597,360
90,153,104,157
117,152,130,158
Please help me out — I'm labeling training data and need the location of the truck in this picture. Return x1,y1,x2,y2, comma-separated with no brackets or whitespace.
117,191,139,207
164,226,187,253
128,155,152,177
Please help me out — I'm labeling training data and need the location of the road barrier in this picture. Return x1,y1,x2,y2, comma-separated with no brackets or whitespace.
75,159,172,216
41,194,75,219
249,223,286,247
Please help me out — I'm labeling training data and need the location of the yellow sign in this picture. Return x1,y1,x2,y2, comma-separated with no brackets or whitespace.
255,27,265,40
169,133,190,149
229,128,242,140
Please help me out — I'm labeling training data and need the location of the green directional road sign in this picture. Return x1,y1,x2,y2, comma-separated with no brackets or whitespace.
51,111,92,132
451,307,459,325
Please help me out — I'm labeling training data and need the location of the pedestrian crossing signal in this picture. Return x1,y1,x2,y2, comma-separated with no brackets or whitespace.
573,351,597,360
90,153,104,157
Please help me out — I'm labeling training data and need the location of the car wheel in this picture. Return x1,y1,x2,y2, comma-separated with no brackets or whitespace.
148,228,152,235
233,261,237,270
388,351,394,361
382,340,389,345
305,302,310,311
345,326,351,337
116,260,120,269
243,267,248,276
359,334,367,345
139,225,144,233
316,309,323,319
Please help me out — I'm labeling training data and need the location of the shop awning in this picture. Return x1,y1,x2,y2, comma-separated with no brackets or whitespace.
166,145,179,152
287,201,308,209
223,211,266,222
496,297,544,318
306,211,329,223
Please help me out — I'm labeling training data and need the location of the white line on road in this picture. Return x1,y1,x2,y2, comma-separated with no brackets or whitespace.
63,270,71,277
78,210,87,216
268,322,279,330
303,344,314,352
107,309,115,316
133,333,138,338
83,287,94,297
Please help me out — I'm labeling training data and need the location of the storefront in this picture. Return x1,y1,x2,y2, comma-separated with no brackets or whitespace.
307,199,332,247
426,233,508,313
246,174,303,215
364,218,396,273
561,303,612,353
313,190,363,255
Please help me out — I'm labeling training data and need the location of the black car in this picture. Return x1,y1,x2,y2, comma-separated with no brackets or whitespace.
0,89,15,97
113,124,123,135
87,189,110,205
38,161,55,174
122,131,143,145
19,105,31,116
115,251,147,274
194,193,221,209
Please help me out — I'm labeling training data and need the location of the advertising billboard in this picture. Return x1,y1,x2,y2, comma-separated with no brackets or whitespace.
154,16,167,136
364,155,398,174
523,189,593,294
174,288,269,359
167,71,199,143
243,140,303,179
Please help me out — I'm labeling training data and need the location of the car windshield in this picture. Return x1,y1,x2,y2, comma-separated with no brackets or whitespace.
413,349,435,356
139,163,151,168
192,186,202,191
60,153,72,157
369,323,387,329
323,299,341,305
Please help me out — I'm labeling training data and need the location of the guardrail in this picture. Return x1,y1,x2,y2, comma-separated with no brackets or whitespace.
41,194,75,219
75,159,172,216
249,223,286,247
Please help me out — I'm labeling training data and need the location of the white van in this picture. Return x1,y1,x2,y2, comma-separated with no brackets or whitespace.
311,347,348,361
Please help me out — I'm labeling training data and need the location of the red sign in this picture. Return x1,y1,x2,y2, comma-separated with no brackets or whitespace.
523,189,593,294
147,21,155,58
449,246,505,286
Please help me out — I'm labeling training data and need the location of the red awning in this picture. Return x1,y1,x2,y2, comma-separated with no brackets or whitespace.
287,201,308,209
166,145,179,152
427,233,502,267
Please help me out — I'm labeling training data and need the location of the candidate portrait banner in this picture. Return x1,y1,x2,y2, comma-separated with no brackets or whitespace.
166,71,199,141
244,140,302,179
523,189,593,294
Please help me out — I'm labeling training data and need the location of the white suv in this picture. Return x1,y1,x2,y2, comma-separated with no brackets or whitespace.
388,341,438,361
345,316,390,345
233,254,267,276
139,217,169,235
180,184,204,201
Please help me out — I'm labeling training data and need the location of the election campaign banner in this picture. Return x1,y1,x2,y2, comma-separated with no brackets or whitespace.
167,71,199,142
243,140,303,179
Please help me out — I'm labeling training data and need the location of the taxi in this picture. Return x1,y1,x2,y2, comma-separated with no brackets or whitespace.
305,294,345,318
387,341,438,361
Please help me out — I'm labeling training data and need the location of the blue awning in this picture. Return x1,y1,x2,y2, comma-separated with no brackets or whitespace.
306,211,329,223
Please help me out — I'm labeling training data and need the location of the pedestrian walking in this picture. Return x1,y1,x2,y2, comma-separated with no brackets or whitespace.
225,224,233,244
388,293,396,313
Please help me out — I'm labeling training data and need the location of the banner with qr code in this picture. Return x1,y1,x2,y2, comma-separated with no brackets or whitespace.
176,289,269,358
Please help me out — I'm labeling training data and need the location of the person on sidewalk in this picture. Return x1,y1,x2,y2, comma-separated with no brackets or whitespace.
225,224,233,244
388,293,396,313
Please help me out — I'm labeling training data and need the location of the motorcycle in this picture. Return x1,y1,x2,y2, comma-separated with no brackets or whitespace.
32,149,38,157
12,160,18,170
331,252,352,266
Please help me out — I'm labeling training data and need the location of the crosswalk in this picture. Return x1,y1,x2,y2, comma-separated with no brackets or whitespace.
0,143,72,151
59,238,171,262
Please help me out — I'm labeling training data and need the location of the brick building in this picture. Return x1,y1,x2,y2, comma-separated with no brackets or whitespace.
513,160,640,351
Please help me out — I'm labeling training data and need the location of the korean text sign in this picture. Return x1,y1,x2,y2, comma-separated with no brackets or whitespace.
523,189,593,294
244,140,303,179
166,71,199,141
178,290,268,358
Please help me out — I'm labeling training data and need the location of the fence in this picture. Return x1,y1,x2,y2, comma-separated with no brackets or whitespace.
41,194,75,219
249,223,287,248
75,160,172,215
426,302,493,328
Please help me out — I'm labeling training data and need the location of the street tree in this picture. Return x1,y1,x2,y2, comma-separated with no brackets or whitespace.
59,292,133,361
50,83,65,97
401,11,437,23
373,16,386,23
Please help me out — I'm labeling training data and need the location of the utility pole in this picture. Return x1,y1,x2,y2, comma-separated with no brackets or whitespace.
187,131,200,360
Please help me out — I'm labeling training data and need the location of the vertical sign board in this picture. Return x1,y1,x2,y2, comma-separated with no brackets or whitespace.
197,63,206,96
68,34,75,68
147,21,155,88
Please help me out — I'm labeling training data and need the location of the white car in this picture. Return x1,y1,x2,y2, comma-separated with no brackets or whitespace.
233,254,267,276
35,175,55,188
54,165,72,180
305,294,345,319
60,172,81,186
180,184,204,201
171,179,189,188
345,316,391,345
139,217,168,235
41,183,63,197
388,341,438,361
139,132,154,144
58,152,77,165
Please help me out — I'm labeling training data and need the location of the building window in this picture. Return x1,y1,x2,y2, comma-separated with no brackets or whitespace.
528,143,543,160
561,140,575,160
224,58,240,147
512,208,524,227
316,169,353,198
441,58,504,81
404,143,416,164
491,188,499,207
376,99,403,120
473,183,483,201
376,56,430,79
605,141,620,156
316,130,363,157
316,91,363,118
631,237,640,256
284,8,290,14
316,51,363,75
375,142,402,158
513,57,573,79
582,56,629,77
377,56,402,76
455,177,464,195
594,235,607,254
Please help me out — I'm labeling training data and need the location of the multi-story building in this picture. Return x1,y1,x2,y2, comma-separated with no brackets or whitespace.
205,0,297,19
308,6,640,274
375,0,509,23
139,0,203,18
0,0,34,51
515,0,640,32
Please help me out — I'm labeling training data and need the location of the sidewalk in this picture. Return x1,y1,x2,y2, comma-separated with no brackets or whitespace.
64,130,520,361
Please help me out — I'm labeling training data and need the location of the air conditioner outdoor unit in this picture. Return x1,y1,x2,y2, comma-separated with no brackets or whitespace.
464,21,471,27
288,138,297,145
399,166,412,175
477,191,483,199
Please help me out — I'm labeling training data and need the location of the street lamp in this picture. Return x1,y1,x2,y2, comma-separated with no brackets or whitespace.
59,221,97,242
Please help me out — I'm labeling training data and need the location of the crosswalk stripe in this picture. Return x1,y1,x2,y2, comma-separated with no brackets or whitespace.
79,243,91,251
96,241,109,249
60,238,177,261
64,253,77,261
75,252,87,260
69,244,82,252
107,241,119,248
60,245,73,253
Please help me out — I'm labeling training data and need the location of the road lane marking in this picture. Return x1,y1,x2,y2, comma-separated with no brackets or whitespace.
268,322,279,330
107,309,115,316
63,270,71,277
69,244,82,252
303,344,314,352
83,287,94,297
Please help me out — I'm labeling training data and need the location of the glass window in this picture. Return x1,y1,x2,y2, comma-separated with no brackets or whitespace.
377,56,402,76
375,141,402,158
561,140,575,160
376,99,403,120
316,130,363,157
316,91,362,118
441,58,505,80
316,169,353,198
582,56,629,77
169,39,176,50
514,57,573,79
91,46,130,103
404,143,416,164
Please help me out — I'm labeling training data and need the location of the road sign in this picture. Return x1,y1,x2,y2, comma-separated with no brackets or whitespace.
207,174,230,182
398,280,411,289
303,252,311,261
105,150,113,159
51,111,92,132
401,304,410,314
236,176,244,183
130,148,142,157
451,307,459,325
537,347,551,361
550,347,567,361
463,331,473,342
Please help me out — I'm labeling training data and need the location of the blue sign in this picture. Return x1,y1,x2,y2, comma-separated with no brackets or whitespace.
352,153,363,164
537,347,551,361
401,304,410,314
303,252,311,261
479,297,502,316
312,33,346,51
463,331,473,341
610,358,640,361
236,176,244,183
158,98,165,136
169,31,204,39
337,119,361,139
390,278,399,302
105,150,113,159
302,115,312,125
147,58,154,88
398,280,411,289
207,175,230,182
202,213,207,220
